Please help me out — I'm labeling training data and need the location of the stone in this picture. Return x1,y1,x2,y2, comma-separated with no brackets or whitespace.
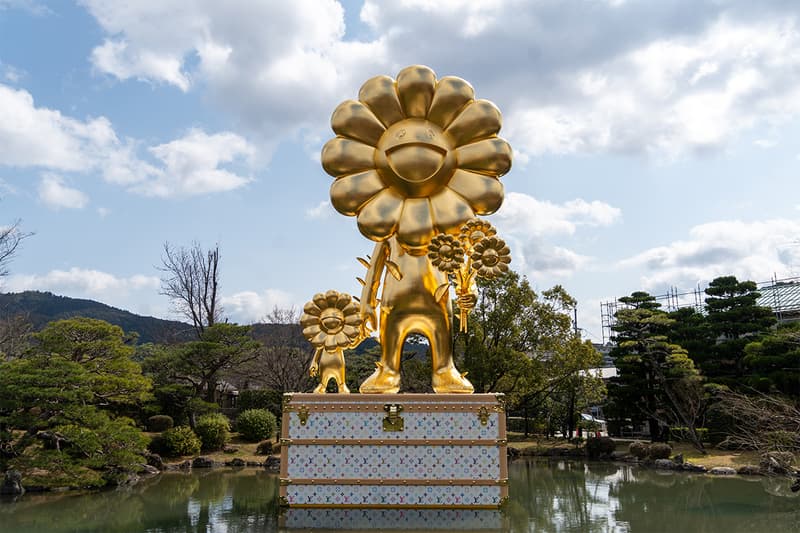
709,467,736,475
0,470,24,496
681,463,707,473
736,465,762,476
139,464,160,476
227,458,246,467
192,456,215,468
507,447,521,459
264,455,281,472
673,453,684,465
223,446,239,454
145,452,164,470
654,459,676,470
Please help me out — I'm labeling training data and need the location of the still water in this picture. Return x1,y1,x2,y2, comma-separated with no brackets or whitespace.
1,459,798,532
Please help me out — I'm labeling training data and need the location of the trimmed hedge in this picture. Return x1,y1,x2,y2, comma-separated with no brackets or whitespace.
649,443,672,460
161,426,201,457
195,413,230,451
236,409,277,442
586,437,616,459
147,415,174,432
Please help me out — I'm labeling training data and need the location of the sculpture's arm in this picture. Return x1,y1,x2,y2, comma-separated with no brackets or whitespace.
309,347,322,377
359,240,389,336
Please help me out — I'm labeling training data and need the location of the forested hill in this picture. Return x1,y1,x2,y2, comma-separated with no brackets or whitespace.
0,291,426,356
0,291,194,344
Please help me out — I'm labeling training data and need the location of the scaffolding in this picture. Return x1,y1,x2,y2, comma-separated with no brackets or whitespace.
600,275,800,343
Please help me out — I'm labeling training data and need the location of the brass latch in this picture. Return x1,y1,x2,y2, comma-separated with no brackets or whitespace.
477,406,490,426
297,405,310,425
383,403,404,431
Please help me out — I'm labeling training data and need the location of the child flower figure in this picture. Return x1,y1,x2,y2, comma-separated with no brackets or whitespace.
320,65,512,394
300,290,362,393
460,219,497,246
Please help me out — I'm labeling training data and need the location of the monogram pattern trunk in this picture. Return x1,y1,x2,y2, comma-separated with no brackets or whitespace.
279,393,508,509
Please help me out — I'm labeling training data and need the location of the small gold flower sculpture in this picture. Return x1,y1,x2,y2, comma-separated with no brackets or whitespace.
427,234,465,273
471,236,511,278
300,290,362,393
428,218,511,332
322,65,512,254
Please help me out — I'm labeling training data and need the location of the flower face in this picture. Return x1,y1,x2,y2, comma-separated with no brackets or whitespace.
471,236,511,278
427,234,465,273
322,65,512,254
300,290,361,351
460,218,497,247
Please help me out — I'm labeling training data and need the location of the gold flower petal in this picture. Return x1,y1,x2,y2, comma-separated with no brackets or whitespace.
325,290,339,308
302,324,321,339
342,301,359,316
302,301,321,316
359,75,404,127
330,170,387,216
312,331,326,346
428,76,474,129
397,65,437,119
445,100,502,147
343,324,359,339
312,293,328,310
335,332,350,347
455,137,512,176
324,334,338,350
397,197,435,251
430,186,475,235
447,170,504,215
336,292,352,310
331,100,386,146
300,314,320,328
321,137,376,177
344,313,361,326
357,187,405,241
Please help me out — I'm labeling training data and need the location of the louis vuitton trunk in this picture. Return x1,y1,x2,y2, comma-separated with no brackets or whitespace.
279,393,508,509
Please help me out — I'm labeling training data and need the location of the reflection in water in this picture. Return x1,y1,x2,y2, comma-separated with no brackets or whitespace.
1,460,798,532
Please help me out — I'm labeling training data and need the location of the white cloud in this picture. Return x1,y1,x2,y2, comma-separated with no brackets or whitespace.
492,192,620,278
222,289,298,324
141,129,254,197
305,200,332,219
97,207,110,217
620,219,800,290
5,267,160,301
0,83,253,197
37,174,89,210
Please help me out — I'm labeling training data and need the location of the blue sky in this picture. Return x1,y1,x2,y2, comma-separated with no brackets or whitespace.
2,0,800,341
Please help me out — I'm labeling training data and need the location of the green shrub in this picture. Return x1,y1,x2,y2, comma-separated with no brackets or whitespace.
649,443,672,460
586,437,617,459
161,426,201,457
147,415,174,432
239,389,283,416
236,409,277,442
195,413,230,451
629,441,649,459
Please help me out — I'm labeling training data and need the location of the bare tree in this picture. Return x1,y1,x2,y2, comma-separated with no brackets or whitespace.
234,306,316,393
159,241,222,338
0,219,32,279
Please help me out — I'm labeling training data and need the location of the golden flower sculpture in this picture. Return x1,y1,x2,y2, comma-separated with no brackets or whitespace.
471,236,511,279
322,65,512,254
428,218,511,332
300,290,362,393
427,234,465,273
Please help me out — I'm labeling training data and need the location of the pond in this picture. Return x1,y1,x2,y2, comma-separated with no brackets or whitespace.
1,459,798,532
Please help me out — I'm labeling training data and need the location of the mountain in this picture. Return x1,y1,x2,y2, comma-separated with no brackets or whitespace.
0,291,193,344
0,291,429,357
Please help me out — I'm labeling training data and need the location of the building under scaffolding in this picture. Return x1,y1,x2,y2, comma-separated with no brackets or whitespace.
600,275,800,343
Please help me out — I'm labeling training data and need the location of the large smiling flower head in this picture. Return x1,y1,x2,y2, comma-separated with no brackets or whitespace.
322,65,512,255
300,290,362,352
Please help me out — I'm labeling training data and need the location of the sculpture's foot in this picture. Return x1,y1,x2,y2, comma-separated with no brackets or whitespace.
432,367,474,394
359,363,400,394
337,382,351,394
313,382,328,394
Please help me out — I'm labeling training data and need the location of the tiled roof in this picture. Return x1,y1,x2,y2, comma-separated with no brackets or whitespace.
757,281,800,314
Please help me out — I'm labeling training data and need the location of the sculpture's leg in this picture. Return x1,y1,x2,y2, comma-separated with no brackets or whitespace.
359,310,403,393
313,376,329,394
430,315,474,394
